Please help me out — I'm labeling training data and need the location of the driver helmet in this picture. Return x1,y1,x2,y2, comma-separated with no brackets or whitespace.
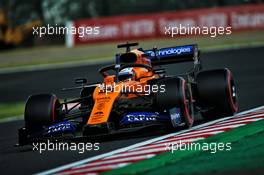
118,67,135,81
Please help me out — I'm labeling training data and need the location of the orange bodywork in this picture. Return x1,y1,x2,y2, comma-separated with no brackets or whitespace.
87,49,159,125
87,86,120,125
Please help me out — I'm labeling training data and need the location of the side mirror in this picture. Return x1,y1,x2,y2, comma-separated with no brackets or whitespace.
75,78,87,85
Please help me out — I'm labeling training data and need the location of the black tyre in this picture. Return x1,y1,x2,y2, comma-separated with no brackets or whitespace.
25,93,61,129
156,77,194,127
196,68,238,119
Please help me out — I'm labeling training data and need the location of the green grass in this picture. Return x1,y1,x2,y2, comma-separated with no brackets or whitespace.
0,102,24,119
104,119,264,175
0,30,263,69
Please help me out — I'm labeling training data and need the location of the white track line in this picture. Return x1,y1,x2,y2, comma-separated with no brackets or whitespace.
59,163,129,175
216,114,264,124
215,118,262,125
37,105,264,175
78,154,155,168
167,130,226,140
131,138,204,151
99,147,167,160
0,115,23,123
60,154,156,174
197,123,246,130
156,131,223,144
176,125,243,136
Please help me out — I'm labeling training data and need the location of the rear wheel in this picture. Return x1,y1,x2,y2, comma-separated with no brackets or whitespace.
196,68,238,119
156,77,194,128
25,93,61,130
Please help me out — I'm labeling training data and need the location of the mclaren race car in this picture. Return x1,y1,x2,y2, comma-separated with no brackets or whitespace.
17,42,238,146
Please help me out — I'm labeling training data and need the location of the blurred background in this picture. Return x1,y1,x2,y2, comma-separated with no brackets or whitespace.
0,0,263,48
0,0,263,118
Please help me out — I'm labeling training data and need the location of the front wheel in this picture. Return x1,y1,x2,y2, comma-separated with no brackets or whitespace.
156,77,194,128
25,93,62,130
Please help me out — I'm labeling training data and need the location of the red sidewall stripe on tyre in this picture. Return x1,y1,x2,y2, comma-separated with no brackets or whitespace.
182,79,194,126
226,69,238,113
51,96,57,122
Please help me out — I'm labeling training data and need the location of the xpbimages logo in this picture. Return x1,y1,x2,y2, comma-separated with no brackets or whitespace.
164,24,232,38
165,141,232,154
32,24,100,38
98,82,166,95
32,140,100,154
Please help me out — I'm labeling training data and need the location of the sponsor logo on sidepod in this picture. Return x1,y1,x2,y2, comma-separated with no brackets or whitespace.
127,113,158,122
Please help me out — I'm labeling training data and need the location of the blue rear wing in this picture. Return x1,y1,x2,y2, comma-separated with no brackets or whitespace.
144,44,198,65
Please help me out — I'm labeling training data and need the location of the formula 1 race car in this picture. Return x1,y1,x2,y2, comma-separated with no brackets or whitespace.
17,42,238,146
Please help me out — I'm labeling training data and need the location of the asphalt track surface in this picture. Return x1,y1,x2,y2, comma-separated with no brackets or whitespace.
0,46,264,174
